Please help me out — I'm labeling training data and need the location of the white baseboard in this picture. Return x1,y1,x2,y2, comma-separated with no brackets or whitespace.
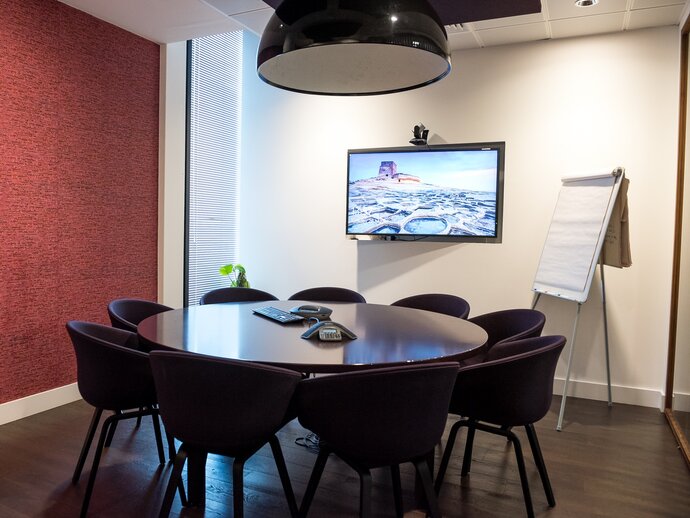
553,377,665,411
0,383,81,426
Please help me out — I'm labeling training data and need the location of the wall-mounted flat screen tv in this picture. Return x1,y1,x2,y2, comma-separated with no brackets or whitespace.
346,142,505,242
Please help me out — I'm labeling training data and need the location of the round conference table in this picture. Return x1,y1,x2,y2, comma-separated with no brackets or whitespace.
138,300,488,510
137,300,488,373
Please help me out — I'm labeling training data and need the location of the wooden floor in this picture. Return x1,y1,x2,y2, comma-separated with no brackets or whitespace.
1,397,689,517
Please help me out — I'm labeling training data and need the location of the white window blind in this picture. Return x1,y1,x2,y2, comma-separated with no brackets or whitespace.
186,31,243,306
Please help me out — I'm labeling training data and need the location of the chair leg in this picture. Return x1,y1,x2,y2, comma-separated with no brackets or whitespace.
359,468,372,518
165,430,176,462
104,410,121,448
390,464,403,518
434,418,467,494
525,423,555,507
73,408,102,485
177,479,188,507
159,445,188,518
461,419,477,476
298,447,330,518
186,450,208,506
506,430,535,518
269,436,298,518
151,409,166,464
233,457,246,518
80,413,119,518
413,457,443,518
136,406,143,428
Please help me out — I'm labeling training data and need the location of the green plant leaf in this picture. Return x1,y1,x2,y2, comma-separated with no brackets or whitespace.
219,264,235,276
219,263,249,287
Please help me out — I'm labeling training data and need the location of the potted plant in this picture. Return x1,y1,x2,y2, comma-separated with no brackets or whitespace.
219,263,250,288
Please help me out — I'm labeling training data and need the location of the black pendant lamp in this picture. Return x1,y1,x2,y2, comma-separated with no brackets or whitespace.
257,0,451,96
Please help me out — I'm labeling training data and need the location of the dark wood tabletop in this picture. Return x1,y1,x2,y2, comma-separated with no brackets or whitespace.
138,301,488,373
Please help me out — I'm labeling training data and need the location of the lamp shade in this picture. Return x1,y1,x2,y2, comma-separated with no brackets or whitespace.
257,0,451,96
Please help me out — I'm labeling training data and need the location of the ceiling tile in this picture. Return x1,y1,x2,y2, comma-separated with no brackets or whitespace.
631,0,685,8
59,0,245,43
546,0,628,20
627,5,685,28
550,12,626,38
232,8,273,34
478,22,550,47
202,0,267,15
470,12,546,30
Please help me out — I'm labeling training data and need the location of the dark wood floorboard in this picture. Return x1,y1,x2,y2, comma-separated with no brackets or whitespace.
0,396,689,517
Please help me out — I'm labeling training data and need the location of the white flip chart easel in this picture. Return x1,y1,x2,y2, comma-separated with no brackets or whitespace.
532,167,626,430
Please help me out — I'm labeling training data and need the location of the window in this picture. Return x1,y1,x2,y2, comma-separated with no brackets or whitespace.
185,31,243,306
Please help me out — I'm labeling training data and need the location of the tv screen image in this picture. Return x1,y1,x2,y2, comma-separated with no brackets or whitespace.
346,142,505,242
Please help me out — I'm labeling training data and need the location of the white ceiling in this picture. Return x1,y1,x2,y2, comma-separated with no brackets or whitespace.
58,0,688,49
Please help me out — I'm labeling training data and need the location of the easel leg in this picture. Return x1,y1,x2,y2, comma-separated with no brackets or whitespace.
557,303,582,431
531,292,541,310
600,261,613,407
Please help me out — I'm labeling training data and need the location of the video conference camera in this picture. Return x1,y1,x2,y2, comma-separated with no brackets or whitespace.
410,123,429,146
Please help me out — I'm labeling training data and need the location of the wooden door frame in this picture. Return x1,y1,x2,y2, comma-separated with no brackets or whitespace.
665,17,690,469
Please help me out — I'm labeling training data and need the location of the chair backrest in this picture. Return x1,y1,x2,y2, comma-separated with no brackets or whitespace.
288,286,366,303
108,298,173,332
296,362,459,467
468,308,546,350
449,335,566,427
66,321,156,411
391,293,470,319
199,287,279,305
149,351,301,455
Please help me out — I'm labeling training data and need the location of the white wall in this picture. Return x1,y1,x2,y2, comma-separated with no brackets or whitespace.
158,41,187,309
241,27,680,407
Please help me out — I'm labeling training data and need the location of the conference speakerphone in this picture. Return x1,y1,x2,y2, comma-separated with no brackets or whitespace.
252,306,304,324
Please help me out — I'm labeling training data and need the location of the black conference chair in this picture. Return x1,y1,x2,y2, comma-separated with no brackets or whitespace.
107,297,174,334
461,308,546,366
288,286,366,303
149,350,301,518
199,286,279,305
434,335,567,518
107,297,175,442
66,321,168,518
296,362,459,518
391,293,471,319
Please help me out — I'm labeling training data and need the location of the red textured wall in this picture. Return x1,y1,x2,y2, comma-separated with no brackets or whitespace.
0,0,160,404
